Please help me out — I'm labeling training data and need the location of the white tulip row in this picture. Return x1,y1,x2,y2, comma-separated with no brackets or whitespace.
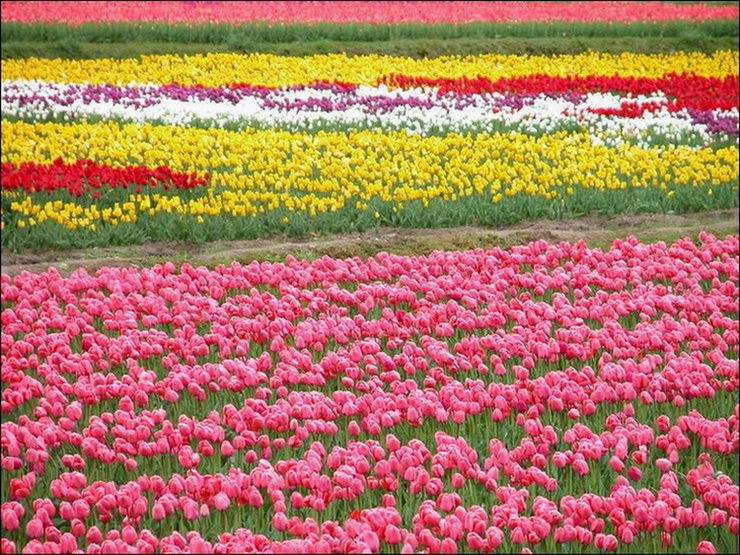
2,79,736,148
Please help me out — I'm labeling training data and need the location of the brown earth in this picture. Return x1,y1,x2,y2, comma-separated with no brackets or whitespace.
2,209,738,277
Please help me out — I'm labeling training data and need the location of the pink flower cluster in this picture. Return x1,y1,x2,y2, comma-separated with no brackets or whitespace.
1,234,738,553
1,1,737,24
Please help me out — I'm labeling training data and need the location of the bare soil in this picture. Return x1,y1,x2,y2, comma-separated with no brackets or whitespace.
2,209,737,277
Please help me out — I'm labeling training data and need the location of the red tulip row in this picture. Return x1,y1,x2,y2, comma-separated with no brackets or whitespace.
1,158,210,198
379,73,740,112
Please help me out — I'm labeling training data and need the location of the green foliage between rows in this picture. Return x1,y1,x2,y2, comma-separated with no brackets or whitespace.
3,35,739,59
1,19,737,45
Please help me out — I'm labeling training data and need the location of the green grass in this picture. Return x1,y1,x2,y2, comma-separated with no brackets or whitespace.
1,19,737,58
2,35,737,58
2,19,737,43
2,35,738,59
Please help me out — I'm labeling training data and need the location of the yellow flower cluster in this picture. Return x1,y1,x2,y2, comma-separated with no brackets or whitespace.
3,120,737,229
9,197,117,230
2,51,736,87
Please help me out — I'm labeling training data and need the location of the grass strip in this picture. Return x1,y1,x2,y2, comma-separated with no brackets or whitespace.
1,19,737,45
3,35,739,59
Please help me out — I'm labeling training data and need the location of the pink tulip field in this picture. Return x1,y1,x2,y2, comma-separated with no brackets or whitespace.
2,1,737,24
1,234,738,553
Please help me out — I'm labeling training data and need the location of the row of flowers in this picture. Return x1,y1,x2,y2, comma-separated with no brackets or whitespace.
1,159,209,197
1,51,736,250
1,235,738,553
3,120,737,232
2,1,738,24
379,74,740,112
6,74,738,111
3,79,737,143
3,52,736,89
2,445,737,553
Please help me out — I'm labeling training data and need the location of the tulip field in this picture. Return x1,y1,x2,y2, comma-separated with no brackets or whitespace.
1,2,739,554
1,49,739,251
2,1,738,24
2,235,739,553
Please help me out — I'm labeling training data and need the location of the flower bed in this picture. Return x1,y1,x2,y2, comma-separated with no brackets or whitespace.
2,1,737,25
1,51,738,250
1,235,738,553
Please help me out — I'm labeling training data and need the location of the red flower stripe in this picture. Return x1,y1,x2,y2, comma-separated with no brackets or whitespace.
1,158,210,198
585,101,668,119
379,73,740,111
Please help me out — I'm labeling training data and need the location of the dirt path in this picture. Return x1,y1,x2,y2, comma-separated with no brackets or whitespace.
2,209,738,277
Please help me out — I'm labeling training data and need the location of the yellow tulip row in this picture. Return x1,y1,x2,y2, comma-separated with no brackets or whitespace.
8,190,345,229
3,120,737,230
2,51,736,87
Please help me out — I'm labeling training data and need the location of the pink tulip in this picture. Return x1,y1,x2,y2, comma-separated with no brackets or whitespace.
25,518,44,539
86,526,103,545
608,456,624,473
655,458,672,472
1,509,19,532
627,466,642,482
214,493,231,511
438,493,461,512
151,503,166,521
440,537,457,553
183,499,199,520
